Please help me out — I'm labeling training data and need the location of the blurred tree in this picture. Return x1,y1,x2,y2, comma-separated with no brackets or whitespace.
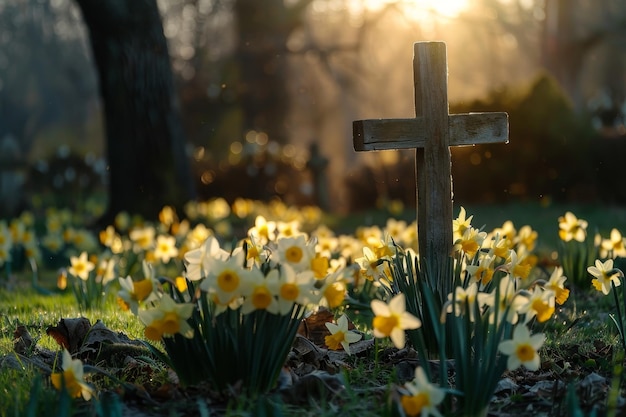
75,0,195,224
0,0,97,156
475,0,626,112
232,0,312,143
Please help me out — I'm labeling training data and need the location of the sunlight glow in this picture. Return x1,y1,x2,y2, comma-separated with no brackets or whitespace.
364,0,470,19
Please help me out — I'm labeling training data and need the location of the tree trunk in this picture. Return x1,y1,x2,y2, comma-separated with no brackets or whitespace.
75,0,195,224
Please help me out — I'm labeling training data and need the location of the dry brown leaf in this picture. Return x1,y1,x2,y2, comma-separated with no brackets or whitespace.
46,317,91,354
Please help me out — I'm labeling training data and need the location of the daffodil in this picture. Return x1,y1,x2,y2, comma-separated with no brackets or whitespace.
484,276,527,325
95,257,116,286
600,228,626,258
274,235,314,272
516,225,538,252
498,324,545,371
153,234,179,263
356,225,383,247
276,220,303,239
466,253,495,286
99,225,124,254
385,218,408,244
446,282,487,322
588,259,622,295
68,252,95,281
544,267,570,305
504,249,533,281
452,206,473,242
453,227,487,259
325,314,362,354
117,274,159,314
248,215,276,245
200,251,253,304
185,223,213,250
139,293,194,341
492,220,517,243
129,226,155,252
488,233,512,260
240,269,280,314
184,236,229,281
558,212,588,242
321,280,347,309
519,286,555,323
371,293,421,349
400,367,445,417
275,265,317,314
355,246,388,282
50,349,94,400
244,236,268,267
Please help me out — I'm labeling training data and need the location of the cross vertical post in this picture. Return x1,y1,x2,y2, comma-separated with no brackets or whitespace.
353,42,509,298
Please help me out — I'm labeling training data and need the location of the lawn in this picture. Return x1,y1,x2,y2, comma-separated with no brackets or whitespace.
1,200,625,416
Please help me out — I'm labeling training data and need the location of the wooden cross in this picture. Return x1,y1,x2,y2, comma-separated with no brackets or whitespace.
353,42,508,296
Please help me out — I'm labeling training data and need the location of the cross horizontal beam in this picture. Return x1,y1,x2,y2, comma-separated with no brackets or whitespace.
353,112,509,151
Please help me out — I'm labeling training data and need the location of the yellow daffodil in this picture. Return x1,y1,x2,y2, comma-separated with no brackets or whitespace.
492,220,517,243
276,220,302,239
355,246,388,282
385,218,407,244
544,267,569,305
519,287,555,323
505,249,533,281
129,226,155,252
400,367,445,417
50,349,94,400
310,254,330,279
558,212,587,242
453,227,487,259
275,265,317,314
153,234,179,263
200,251,256,304
186,223,213,250
516,225,538,251
371,293,421,349
325,314,362,354
588,259,623,295
274,235,314,272
158,205,177,227
240,268,280,314
117,274,159,314
68,252,95,281
489,233,512,260
248,215,276,245
466,253,496,286
356,225,383,247
139,294,194,341
452,206,473,242
498,324,545,371
600,228,626,258
244,236,268,267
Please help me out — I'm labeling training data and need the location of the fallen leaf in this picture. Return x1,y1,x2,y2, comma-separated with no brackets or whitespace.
46,317,91,354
